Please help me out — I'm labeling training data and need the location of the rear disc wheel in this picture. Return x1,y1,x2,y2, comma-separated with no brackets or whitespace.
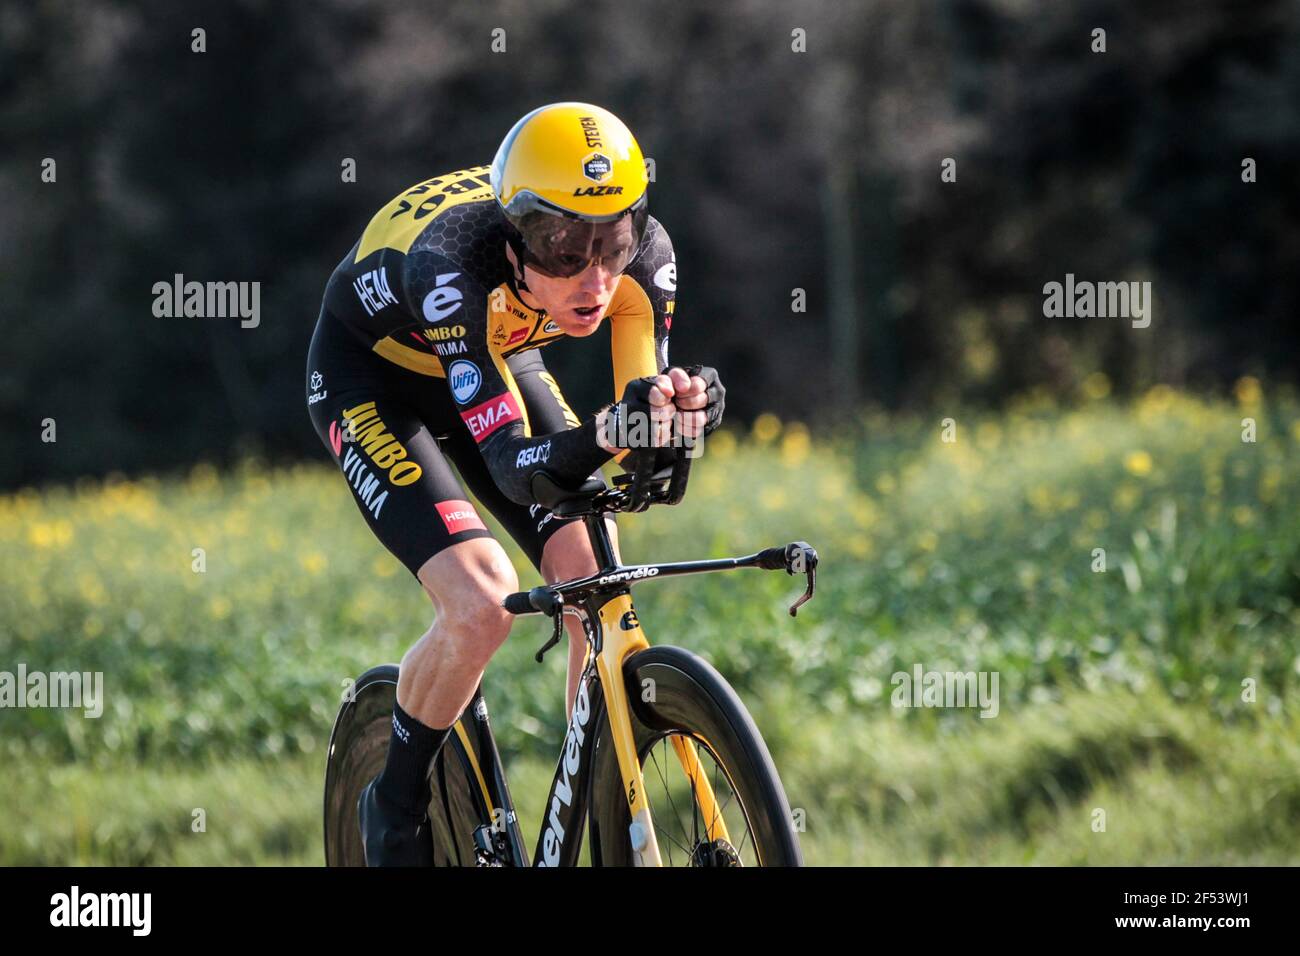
322,665,490,866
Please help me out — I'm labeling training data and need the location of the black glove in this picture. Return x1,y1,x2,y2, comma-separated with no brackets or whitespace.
683,364,726,436
606,376,667,450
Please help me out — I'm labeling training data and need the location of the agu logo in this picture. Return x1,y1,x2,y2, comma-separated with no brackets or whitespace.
437,499,487,535
515,441,551,467
308,370,328,406
448,360,482,404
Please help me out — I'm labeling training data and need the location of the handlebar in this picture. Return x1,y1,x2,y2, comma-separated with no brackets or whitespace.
502,587,563,617
501,537,818,627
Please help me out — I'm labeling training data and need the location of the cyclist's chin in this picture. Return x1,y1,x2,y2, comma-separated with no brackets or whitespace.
553,305,606,336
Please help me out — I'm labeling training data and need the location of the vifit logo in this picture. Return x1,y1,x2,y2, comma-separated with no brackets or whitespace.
448,360,482,404
460,393,522,441
538,679,591,867
436,499,487,535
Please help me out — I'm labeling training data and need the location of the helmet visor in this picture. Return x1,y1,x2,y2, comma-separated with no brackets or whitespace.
513,207,648,279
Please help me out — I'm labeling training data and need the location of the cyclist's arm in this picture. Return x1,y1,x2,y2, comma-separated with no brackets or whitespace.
606,220,676,465
402,251,614,505
473,382,613,507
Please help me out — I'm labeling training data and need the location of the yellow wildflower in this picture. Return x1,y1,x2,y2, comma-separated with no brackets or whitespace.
707,430,737,458
1233,376,1262,407
751,413,782,444
780,423,811,465
1124,451,1153,477
1082,372,1111,400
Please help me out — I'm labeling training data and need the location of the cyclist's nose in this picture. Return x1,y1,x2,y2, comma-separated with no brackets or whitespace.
580,260,618,292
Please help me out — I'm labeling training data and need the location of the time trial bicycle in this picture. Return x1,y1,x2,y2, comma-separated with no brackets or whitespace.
323,448,817,866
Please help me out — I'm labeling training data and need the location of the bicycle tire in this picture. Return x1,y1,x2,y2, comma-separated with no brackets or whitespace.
587,645,803,866
322,664,491,866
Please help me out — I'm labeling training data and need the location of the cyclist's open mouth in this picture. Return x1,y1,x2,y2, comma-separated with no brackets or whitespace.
570,304,604,323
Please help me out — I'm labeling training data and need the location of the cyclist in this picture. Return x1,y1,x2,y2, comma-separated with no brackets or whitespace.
306,103,726,865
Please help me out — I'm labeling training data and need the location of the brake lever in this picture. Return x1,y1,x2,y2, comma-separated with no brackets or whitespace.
785,542,818,617
789,566,816,617
532,591,566,662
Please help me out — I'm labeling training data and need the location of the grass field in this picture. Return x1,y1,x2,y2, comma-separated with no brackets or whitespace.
1,382,1297,865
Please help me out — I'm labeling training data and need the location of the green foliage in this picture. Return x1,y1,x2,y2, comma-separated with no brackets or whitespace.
1,390,1297,863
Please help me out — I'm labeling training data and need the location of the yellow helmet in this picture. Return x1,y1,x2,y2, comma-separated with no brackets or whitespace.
491,102,649,223
492,104,650,278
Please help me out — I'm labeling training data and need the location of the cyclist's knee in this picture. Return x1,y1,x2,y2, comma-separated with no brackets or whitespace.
417,539,518,662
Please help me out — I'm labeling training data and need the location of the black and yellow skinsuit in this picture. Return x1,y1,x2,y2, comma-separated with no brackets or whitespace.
306,167,676,575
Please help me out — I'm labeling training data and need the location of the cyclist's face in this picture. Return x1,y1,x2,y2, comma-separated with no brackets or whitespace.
523,263,621,337
518,218,635,337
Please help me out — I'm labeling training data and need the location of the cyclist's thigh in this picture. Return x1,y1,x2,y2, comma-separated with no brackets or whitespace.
306,314,496,578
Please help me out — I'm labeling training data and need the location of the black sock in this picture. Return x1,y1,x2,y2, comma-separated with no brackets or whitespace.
375,700,451,817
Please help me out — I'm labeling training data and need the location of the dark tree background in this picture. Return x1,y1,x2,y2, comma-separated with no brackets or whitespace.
2,0,1296,487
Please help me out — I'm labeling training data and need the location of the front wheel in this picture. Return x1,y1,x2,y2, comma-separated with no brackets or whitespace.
588,646,803,866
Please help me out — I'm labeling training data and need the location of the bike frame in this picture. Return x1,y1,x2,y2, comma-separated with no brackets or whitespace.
448,511,747,867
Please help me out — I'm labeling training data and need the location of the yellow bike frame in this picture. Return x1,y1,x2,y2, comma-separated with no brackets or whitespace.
591,592,731,866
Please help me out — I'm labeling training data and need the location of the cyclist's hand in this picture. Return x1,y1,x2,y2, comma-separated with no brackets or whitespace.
665,367,707,440
676,365,725,437
604,375,676,451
